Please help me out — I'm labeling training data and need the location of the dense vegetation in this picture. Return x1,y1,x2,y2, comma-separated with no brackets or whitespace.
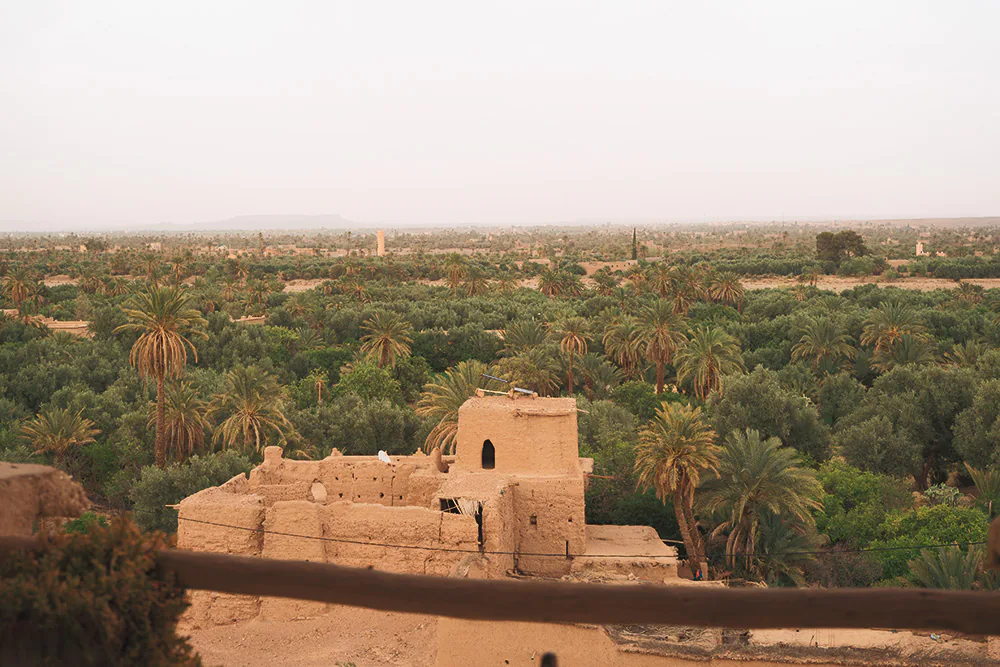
0,519,198,665
3,223,1000,588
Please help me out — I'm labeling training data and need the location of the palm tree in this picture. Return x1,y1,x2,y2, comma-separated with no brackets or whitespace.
602,316,646,380
954,281,984,304
20,408,100,466
552,317,590,394
245,280,270,310
871,333,937,373
625,265,648,295
2,266,38,309
944,339,987,367
791,318,857,373
148,381,212,462
221,275,239,302
416,360,502,453
861,301,926,355
443,253,467,296
576,353,625,399
307,369,328,405
909,546,982,590
699,429,823,572
965,463,1000,518
650,262,673,298
212,366,292,454
755,513,824,587
463,266,490,296
538,268,563,298
635,403,719,567
343,278,369,304
637,301,688,393
675,327,745,400
496,346,561,396
139,254,162,286
115,286,207,469
495,272,520,294
710,272,745,312
669,266,705,315
360,311,413,368
502,320,549,355
592,269,618,296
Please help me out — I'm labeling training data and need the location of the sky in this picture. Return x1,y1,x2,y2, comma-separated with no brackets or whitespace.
0,1,998,230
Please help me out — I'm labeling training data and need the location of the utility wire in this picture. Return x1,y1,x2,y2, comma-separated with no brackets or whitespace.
160,513,987,561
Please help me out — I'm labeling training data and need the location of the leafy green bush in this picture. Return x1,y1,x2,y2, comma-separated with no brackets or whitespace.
63,511,108,534
611,381,682,423
870,504,989,579
130,451,253,533
0,518,200,665
815,461,911,546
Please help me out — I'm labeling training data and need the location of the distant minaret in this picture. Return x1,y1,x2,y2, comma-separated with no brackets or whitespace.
377,230,386,257
631,228,637,260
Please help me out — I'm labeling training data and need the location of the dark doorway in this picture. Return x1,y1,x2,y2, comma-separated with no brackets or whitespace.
482,439,495,469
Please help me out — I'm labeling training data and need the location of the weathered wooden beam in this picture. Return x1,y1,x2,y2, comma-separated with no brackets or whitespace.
3,536,1000,633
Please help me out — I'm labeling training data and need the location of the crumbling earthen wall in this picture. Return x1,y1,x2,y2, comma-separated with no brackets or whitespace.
246,446,446,509
0,463,88,536
178,474,481,625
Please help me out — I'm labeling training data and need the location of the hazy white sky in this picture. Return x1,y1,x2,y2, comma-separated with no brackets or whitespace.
1,1,998,229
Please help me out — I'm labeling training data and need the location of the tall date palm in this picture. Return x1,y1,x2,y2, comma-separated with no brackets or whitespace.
637,301,688,394
115,286,207,469
675,326,744,400
360,311,413,368
552,317,590,394
635,403,718,567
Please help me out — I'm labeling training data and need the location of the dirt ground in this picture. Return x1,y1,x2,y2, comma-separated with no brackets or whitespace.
182,606,437,667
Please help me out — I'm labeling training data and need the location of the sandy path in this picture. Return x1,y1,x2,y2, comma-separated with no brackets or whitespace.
183,606,437,667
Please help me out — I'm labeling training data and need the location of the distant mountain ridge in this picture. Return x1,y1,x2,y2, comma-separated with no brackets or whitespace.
182,214,357,231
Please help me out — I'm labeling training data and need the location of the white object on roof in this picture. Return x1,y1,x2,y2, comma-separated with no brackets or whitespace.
377,450,392,464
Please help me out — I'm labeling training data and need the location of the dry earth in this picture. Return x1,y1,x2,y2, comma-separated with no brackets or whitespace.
183,606,436,667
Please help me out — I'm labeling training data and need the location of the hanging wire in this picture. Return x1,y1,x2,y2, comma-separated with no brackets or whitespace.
153,513,988,561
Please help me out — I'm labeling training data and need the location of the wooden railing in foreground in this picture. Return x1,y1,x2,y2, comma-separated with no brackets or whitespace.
2,534,1000,634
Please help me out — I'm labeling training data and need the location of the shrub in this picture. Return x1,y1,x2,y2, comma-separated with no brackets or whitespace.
611,381,682,423
63,511,108,534
130,451,253,533
0,518,200,665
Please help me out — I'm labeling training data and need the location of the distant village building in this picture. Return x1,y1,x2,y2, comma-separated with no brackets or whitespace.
376,230,385,257
916,242,927,256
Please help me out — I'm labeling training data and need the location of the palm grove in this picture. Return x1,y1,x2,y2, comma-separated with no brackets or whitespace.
2,234,1000,589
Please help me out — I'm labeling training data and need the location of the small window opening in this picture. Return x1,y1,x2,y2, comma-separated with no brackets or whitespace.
379,492,384,498
440,498,461,514
482,439,496,469
565,540,570,558
530,515,538,526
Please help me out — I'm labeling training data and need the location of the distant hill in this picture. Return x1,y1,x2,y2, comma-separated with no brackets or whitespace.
150,214,358,232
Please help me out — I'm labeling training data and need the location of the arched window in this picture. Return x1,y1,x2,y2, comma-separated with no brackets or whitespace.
482,439,496,470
